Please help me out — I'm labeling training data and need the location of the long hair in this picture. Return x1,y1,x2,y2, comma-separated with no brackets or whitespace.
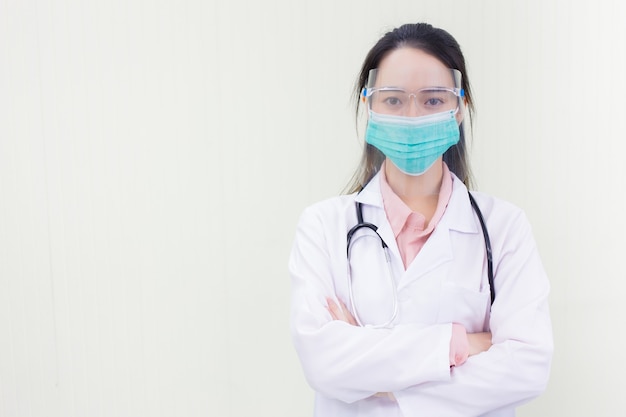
344,23,475,194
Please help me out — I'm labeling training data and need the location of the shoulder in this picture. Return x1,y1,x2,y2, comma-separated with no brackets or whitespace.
297,194,358,225
467,191,528,225
450,173,523,219
467,190,524,219
449,175,529,233
291,194,360,257
467,190,537,254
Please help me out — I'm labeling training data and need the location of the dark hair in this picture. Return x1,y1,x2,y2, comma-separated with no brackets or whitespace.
345,23,475,193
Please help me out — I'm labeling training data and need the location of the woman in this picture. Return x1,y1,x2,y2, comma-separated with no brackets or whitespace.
289,23,553,417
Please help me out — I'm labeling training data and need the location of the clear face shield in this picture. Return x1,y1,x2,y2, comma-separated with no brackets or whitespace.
362,67,465,117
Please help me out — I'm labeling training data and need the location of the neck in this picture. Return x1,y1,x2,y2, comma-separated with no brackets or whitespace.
385,159,444,214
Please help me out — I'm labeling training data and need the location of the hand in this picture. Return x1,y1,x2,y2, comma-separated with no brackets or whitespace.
373,391,397,401
326,297,358,326
467,332,492,356
326,298,396,402
449,323,469,366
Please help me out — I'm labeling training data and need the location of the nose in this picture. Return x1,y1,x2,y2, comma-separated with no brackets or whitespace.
404,93,422,117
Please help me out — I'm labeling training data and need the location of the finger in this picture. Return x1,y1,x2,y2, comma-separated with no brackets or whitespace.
325,297,342,321
337,299,358,326
373,392,397,401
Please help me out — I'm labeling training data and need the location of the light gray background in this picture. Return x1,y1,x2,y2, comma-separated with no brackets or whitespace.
1,0,624,416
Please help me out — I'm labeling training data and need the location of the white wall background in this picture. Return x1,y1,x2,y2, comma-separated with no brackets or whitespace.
1,1,624,416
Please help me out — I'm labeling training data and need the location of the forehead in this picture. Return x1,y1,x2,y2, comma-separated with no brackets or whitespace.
374,47,455,88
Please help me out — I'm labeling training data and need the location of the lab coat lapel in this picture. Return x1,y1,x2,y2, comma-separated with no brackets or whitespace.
354,172,478,290
354,174,403,264
400,221,453,289
400,176,478,289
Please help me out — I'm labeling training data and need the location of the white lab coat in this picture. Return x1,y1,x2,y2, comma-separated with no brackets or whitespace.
289,171,553,417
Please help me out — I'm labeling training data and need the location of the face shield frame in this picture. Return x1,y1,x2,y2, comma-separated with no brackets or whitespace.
361,68,465,117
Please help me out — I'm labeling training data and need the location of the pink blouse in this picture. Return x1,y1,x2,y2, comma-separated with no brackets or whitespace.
379,162,454,269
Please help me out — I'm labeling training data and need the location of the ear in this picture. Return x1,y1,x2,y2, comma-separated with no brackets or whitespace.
455,109,465,125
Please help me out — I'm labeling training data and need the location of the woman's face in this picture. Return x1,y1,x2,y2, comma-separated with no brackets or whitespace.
372,47,464,122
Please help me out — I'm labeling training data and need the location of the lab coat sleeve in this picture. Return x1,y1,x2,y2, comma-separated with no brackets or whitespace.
393,209,554,416
289,205,453,404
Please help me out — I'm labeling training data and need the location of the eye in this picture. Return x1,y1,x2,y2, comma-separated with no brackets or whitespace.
384,96,403,107
425,97,444,107
419,89,457,112
371,89,406,112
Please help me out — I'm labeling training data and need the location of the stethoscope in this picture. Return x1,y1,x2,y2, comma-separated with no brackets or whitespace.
346,191,494,328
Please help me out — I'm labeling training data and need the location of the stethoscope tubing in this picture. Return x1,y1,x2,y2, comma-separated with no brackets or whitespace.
346,192,494,328
468,192,495,304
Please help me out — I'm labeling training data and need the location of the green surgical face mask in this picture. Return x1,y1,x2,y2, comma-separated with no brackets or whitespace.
365,109,460,176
